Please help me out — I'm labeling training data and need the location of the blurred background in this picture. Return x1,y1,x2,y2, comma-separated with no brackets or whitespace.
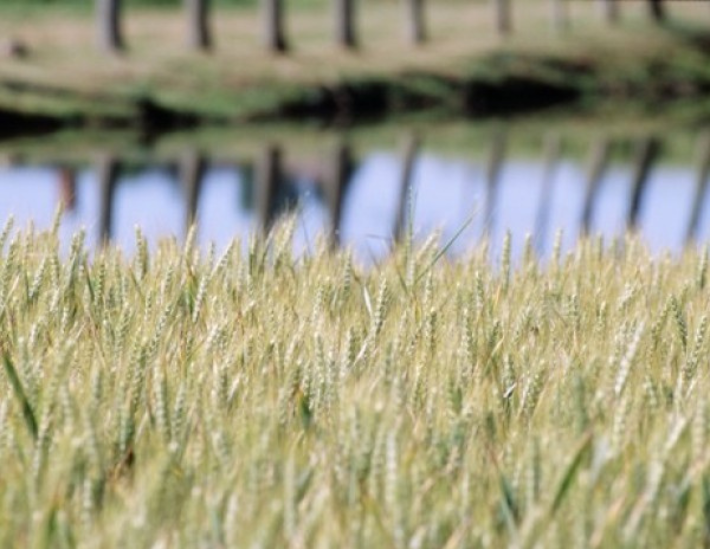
1,0,709,262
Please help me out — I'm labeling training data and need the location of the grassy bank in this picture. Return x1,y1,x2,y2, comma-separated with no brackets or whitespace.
1,219,710,546
1,2,710,132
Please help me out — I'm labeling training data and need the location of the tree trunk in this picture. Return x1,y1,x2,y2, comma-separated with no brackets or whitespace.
324,141,352,247
686,132,710,244
599,0,619,24
649,0,665,23
627,137,660,230
256,144,284,232
58,166,77,213
335,0,357,49
97,155,120,244
535,134,562,255
550,0,569,33
493,0,512,35
180,150,207,232
580,138,611,235
484,130,507,237
405,0,426,45
262,0,288,53
186,0,211,51
97,0,124,53
394,134,421,243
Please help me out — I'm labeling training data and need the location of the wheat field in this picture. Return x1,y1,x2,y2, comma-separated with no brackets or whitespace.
0,214,709,548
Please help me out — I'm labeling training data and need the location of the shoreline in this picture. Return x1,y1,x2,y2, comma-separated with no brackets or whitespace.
1,5,710,138
2,49,709,139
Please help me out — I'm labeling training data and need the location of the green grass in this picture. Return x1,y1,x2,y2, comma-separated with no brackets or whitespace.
1,215,710,547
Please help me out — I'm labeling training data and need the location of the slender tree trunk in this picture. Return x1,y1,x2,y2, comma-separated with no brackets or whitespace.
324,141,352,247
686,132,710,244
394,134,421,243
550,0,569,33
599,0,619,24
262,0,288,53
493,0,512,35
180,150,207,232
186,0,211,51
580,138,611,235
627,137,660,230
648,0,665,23
97,0,124,53
535,134,562,255
97,155,120,244
58,166,77,213
405,0,426,45
484,130,507,237
256,144,284,232
335,0,357,49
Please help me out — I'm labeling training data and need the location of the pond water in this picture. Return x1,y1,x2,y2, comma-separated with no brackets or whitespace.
0,129,708,264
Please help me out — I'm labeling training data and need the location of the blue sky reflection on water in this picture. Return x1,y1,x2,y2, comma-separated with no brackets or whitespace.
0,151,706,263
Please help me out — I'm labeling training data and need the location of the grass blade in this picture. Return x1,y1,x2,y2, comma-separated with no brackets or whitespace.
2,349,38,441
414,210,477,285
550,431,593,516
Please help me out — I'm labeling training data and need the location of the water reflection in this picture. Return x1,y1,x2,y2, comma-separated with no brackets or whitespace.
1,132,709,263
